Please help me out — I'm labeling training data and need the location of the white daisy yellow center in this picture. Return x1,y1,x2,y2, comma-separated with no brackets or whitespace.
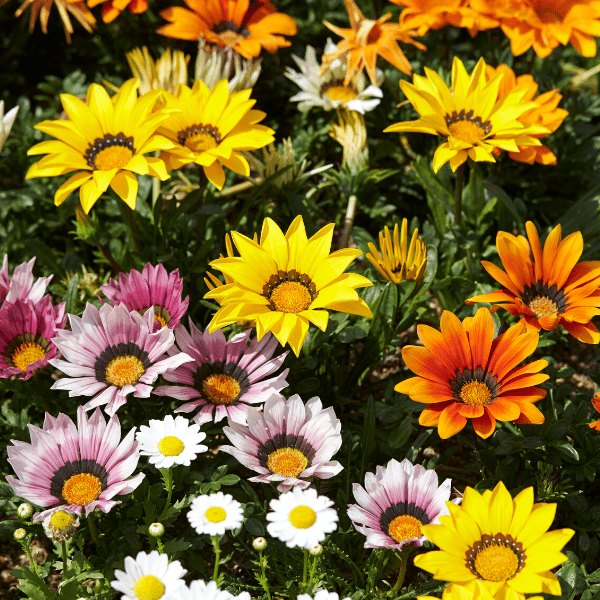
205,507,227,523
460,381,491,406
267,448,308,478
133,575,165,600
105,355,145,387
474,544,519,581
12,342,46,371
270,282,312,313
289,505,317,529
202,373,241,405
157,436,184,457
388,514,422,543
49,510,75,531
62,473,102,506
528,296,557,319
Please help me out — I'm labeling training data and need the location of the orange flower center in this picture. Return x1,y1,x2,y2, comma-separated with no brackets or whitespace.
267,448,308,477
270,282,312,313
324,85,358,103
12,342,46,371
85,133,135,171
178,124,221,153
474,544,519,581
460,381,492,406
445,110,492,144
105,355,145,387
528,295,557,319
212,20,250,47
202,373,241,405
388,515,422,543
62,473,102,505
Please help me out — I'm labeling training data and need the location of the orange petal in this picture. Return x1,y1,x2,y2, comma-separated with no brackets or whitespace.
472,409,496,438
419,401,454,426
438,402,468,439
458,404,485,418
486,397,521,421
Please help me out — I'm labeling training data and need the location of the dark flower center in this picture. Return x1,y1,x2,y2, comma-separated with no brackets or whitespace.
450,366,500,406
466,533,526,581
521,281,568,319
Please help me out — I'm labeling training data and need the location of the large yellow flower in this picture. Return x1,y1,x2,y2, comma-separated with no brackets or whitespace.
414,481,574,596
420,581,543,600
157,79,275,190
384,57,550,173
205,216,373,356
26,79,174,214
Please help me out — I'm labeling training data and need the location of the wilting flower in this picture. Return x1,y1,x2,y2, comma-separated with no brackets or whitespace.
395,307,549,439
158,0,297,59
485,64,568,165
6,406,145,520
0,296,65,380
322,0,426,85
187,492,244,536
384,56,550,172
0,255,53,305
111,551,186,600
267,487,338,549
329,108,369,174
154,322,289,426
126,47,189,96
392,0,472,35
42,507,80,541
101,262,189,331
221,394,342,492
466,222,600,344
88,0,148,23
26,79,175,214
205,215,373,356
589,393,600,430
49,303,192,416
157,79,275,190
285,40,383,114
176,580,251,600
0,101,19,153
366,220,427,284
348,458,454,549
414,481,574,595
469,0,600,58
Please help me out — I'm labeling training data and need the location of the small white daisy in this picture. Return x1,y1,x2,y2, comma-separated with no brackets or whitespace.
110,550,187,600
173,580,251,600
136,415,208,469
266,487,338,549
298,592,350,600
42,507,80,541
187,492,244,536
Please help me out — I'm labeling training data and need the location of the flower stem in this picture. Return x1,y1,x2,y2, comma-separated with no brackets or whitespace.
87,512,98,543
302,548,309,590
391,546,413,593
126,206,141,252
258,549,272,600
158,467,173,521
61,540,69,579
454,163,466,228
20,536,39,575
211,535,221,582
97,243,123,274
339,194,357,249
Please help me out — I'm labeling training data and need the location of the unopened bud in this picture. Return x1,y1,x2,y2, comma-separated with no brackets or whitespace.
149,522,165,537
14,528,27,540
308,544,323,556
18,503,33,518
252,536,267,550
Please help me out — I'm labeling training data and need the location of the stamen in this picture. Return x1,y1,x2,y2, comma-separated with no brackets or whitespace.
460,381,492,406
62,473,102,505
49,510,74,531
388,514,422,543
528,296,558,319
84,133,135,170
267,448,308,477
466,533,525,582
262,269,318,313
445,109,492,143
289,506,316,529
105,355,145,387
320,79,359,102
178,123,222,152
205,507,227,523
202,373,241,405
133,575,165,600
12,342,46,371
157,436,184,457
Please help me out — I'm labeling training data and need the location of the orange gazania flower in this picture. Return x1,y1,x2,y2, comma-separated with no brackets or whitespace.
322,0,426,85
467,222,600,344
469,0,600,58
391,0,470,35
485,64,568,165
589,392,600,430
157,0,297,59
87,0,147,23
395,307,548,439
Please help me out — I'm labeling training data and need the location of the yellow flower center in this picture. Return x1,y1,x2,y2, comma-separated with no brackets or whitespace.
460,381,492,406
154,313,168,328
445,110,491,144
95,146,133,171
62,473,102,506
474,544,520,581
325,85,358,103
85,133,135,171
178,124,222,153
289,506,317,529
157,436,184,457
133,575,165,600
105,355,145,387
49,510,74,531
270,281,312,313
528,296,557,319
388,515,422,543
205,506,227,523
267,448,308,477
12,342,46,371
202,373,241,405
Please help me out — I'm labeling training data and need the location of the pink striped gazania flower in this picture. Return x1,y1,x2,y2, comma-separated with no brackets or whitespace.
6,405,145,521
0,296,66,380
221,393,343,492
348,458,456,550
154,321,289,426
101,262,189,332
49,303,193,416
0,254,53,305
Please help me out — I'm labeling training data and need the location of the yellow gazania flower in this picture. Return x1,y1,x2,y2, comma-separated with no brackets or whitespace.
126,47,189,96
204,232,258,293
26,79,175,214
419,580,543,600
384,56,550,173
157,79,275,190
366,219,427,284
205,216,373,356
414,481,574,596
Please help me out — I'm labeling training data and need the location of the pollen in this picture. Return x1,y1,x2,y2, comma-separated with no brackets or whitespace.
267,448,308,478
105,355,145,387
94,146,133,171
202,373,241,405
449,120,486,144
388,514,422,543
205,507,227,523
62,473,102,506
474,544,520,581
289,505,317,529
157,436,185,457
270,282,313,314
528,296,558,319
49,510,74,531
460,381,492,406
133,575,166,600
178,123,221,153
12,342,46,371
324,85,358,103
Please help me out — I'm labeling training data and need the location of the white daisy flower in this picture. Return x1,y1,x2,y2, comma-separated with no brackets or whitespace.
136,415,208,469
173,580,251,600
298,592,350,600
266,487,338,549
110,550,186,600
188,492,244,536
285,40,383,115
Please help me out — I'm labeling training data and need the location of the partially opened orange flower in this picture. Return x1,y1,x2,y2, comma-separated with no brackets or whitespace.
157,0,297,59
589,392,600,430
392,0,470,35
395,307,548,439
467,222,600,344
87,0,147,23
485,64,568,165
322,0,426,85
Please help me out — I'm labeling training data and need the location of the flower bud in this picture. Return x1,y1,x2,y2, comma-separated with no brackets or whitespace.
17,503,33,518
149,522,165,537
14,528,27,540
308,543,323,556
252,536,267,550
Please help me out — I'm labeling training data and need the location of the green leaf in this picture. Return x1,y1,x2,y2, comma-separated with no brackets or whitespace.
388,417,413,450
162,539,192,555
368,281,398,349
11,567,56,599
360,396,376,477
65,273,79,315
217,474,240,486
245,518,265,537
553,442,580,461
